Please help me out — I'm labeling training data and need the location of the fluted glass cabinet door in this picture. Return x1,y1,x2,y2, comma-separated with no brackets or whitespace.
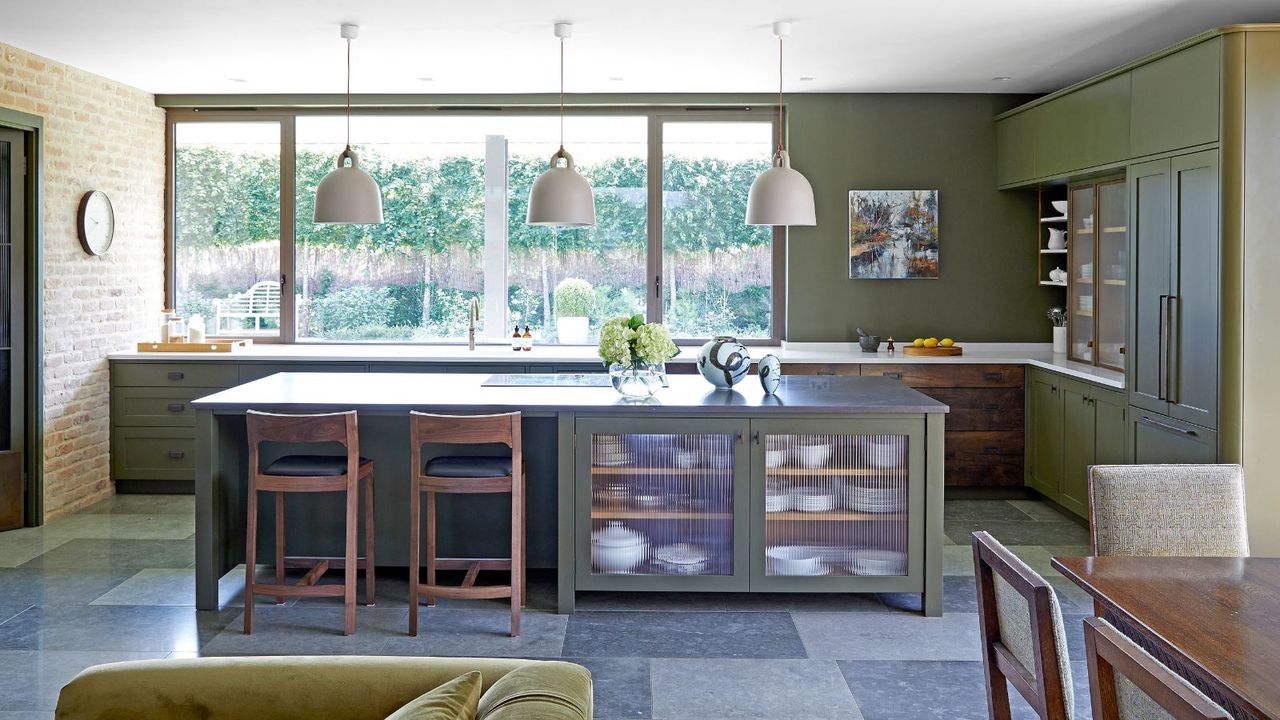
575,417,750,591
1095,179,1128,371
749,419,925,592
1069,184,1096,364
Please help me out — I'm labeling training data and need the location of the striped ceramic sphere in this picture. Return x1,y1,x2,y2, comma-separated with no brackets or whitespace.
758,353,781,394
697,336,751,389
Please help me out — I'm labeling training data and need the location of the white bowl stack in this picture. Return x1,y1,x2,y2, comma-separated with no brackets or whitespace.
850,548,907,576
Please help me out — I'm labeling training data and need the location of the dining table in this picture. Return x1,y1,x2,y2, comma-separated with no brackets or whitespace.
1052,556,1280,720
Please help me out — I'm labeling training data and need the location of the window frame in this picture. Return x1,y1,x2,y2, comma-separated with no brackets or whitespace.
165,105,784,345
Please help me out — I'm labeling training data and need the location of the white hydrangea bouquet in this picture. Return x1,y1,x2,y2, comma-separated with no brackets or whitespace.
598,314,678,397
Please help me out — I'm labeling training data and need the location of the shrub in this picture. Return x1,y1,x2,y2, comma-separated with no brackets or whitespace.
309,285,392,336
554,278,595,318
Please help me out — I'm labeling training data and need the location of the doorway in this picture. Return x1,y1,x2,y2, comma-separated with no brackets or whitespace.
0,128,28,529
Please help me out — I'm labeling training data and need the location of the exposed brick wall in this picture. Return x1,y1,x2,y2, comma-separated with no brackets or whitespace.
1,44,165,520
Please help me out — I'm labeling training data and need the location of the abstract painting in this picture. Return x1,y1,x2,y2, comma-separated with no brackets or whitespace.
849,190,939,279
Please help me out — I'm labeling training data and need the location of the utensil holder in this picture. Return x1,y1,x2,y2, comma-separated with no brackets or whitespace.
1052,326,1067,354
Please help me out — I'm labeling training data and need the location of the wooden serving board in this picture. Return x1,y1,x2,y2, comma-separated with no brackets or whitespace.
137,339,253,353
902,345,962,356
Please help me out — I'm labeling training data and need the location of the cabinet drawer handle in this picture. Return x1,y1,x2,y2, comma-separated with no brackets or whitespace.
984,403,1000,411
883,371,902,380
817,371,836,376
167,450,186,460
166,371,185,381
982,372,1003,382
1139,415,1197,437
983,446,1000,454
166,403,186,413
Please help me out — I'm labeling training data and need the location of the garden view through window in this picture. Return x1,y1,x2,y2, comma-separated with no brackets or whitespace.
172,111,777,343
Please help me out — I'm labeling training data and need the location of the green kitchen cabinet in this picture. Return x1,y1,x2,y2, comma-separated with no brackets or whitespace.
996,108,1037,187
1126,150,1220,429
1026,368,1128,518
1131,411,1217,464
1036,73,1131,179
1027,369,1064,499
1130,37,1221,158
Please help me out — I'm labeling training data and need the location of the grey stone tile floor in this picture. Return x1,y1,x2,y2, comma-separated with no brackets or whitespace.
0,493,1098,719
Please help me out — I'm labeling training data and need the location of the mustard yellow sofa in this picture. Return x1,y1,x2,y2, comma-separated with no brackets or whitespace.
54,655,592,720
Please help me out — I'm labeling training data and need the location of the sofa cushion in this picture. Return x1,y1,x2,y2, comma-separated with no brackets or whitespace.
384,671,481,720
263,454,373,477
424,455,513,479
477,662,593,720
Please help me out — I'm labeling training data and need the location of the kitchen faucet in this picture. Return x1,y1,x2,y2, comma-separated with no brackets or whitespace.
468,297,480,351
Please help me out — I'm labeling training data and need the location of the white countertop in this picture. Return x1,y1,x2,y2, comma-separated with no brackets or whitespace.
108,341,1125,389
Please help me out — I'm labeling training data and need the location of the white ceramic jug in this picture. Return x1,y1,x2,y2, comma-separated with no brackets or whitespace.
1046,228,1068,250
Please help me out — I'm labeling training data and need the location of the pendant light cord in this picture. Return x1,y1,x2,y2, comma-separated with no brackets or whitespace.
345,37,352,150
777,34,785,155
559,35,566,152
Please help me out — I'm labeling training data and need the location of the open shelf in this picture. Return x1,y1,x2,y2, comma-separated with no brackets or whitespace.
1039,216,1069,223
1040,249,1068,254
1039,281,1067,287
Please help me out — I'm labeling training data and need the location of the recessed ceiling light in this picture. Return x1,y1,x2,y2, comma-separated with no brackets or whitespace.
608,76,624,82
229,77,248,83
799,76,816,82
417,76,434,82
991,76,1012,82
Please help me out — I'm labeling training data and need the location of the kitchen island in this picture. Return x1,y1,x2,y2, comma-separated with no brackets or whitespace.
191,372,948,614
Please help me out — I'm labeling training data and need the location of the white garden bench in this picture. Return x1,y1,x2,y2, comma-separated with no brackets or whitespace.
213,280,280,334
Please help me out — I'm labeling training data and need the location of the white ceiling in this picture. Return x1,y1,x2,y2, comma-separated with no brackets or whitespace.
3,0,1279,95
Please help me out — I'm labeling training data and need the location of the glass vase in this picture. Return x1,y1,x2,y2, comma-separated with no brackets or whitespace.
608,362,665,398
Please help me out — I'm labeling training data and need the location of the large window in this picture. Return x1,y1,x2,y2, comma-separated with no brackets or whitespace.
168,108,780,344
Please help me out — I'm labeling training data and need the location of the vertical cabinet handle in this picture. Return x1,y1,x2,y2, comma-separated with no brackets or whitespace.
1166,295,1179,404
751,431,761,444
1157,294,1169,400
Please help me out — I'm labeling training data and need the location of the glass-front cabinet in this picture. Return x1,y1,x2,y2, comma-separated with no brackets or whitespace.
1068,178,1128,372
574,417,924,594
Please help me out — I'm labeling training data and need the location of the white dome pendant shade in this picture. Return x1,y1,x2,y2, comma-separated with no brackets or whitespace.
314,147,383,224
746,21,816,227
526,22,596,227
313,24,383,225
528,148,595,226
746,150,815,226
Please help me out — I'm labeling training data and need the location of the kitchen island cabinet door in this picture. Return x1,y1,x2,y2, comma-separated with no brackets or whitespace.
574,417,750,592
748,418,926,596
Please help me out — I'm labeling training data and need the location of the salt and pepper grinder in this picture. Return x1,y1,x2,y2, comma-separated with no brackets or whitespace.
887,336,895,353
511,325,522,352
521,325,533,351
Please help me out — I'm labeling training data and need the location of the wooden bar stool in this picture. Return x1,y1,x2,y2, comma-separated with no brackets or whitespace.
409,411,524,637
244,410,376,636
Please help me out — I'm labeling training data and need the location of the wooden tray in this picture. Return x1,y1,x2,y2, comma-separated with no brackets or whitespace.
136,339,253,353
902,345,962,356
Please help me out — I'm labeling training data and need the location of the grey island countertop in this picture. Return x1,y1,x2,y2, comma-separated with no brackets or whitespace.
191,372,950,415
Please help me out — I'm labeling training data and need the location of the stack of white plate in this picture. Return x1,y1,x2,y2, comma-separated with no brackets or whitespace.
767,545,827,576
789,486,836,513
843,479,906,513
765,489,791,513
592,434,632,466
653,543,710,575
850,548,907,576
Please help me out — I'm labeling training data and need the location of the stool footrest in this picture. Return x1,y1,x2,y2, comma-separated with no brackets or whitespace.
416,584,514,601
283,555,370,570
297,560,329,587
253,582,346,598
432,557,513,571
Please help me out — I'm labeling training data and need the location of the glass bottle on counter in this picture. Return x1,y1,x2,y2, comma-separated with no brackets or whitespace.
511,325,522,351
167,315,187,343
522,325,533,351
188,315,206,344
159,309,175,342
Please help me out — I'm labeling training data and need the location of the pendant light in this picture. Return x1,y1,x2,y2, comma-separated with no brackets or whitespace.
527,22,596,227
313,23,384,225
746,21,816,227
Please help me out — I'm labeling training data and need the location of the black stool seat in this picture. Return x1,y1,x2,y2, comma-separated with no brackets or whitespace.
264,454,373,477
424,455,513,478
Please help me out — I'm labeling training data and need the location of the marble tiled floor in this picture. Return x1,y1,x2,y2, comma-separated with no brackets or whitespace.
0,495,1095,719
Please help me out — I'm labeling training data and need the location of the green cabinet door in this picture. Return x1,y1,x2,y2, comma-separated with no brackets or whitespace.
1059,381,1095,517
1131,411,1217,464
1027,370,1064,498
1127,158,1172,415
1093,389,1129,467
1130,37,1221,158
1168,150,1220,429
1034,73,1131,178
996,110,1036,187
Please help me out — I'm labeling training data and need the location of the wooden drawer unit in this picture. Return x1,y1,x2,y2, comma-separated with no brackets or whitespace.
924,388,1024,432
780,363,861,376
112,362,239,388
860,364,1021,388
111,386,216,427
945,431,1025,488
111,427,195,481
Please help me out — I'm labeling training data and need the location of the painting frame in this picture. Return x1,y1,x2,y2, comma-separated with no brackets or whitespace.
848,189,939,280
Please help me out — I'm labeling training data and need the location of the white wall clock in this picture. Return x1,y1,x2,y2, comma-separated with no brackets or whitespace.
77,190,115,256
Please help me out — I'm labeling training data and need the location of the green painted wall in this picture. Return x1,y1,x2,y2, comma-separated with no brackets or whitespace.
786,94,1055,342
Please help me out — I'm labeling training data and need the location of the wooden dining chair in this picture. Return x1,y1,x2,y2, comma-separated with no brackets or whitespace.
1083,617,1230,719
1088,464,1248,557
972,531,1075,720
409,411,524,638
244,410,375,636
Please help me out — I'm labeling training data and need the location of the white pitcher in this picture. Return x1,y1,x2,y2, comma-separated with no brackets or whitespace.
1046,228,1068,250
